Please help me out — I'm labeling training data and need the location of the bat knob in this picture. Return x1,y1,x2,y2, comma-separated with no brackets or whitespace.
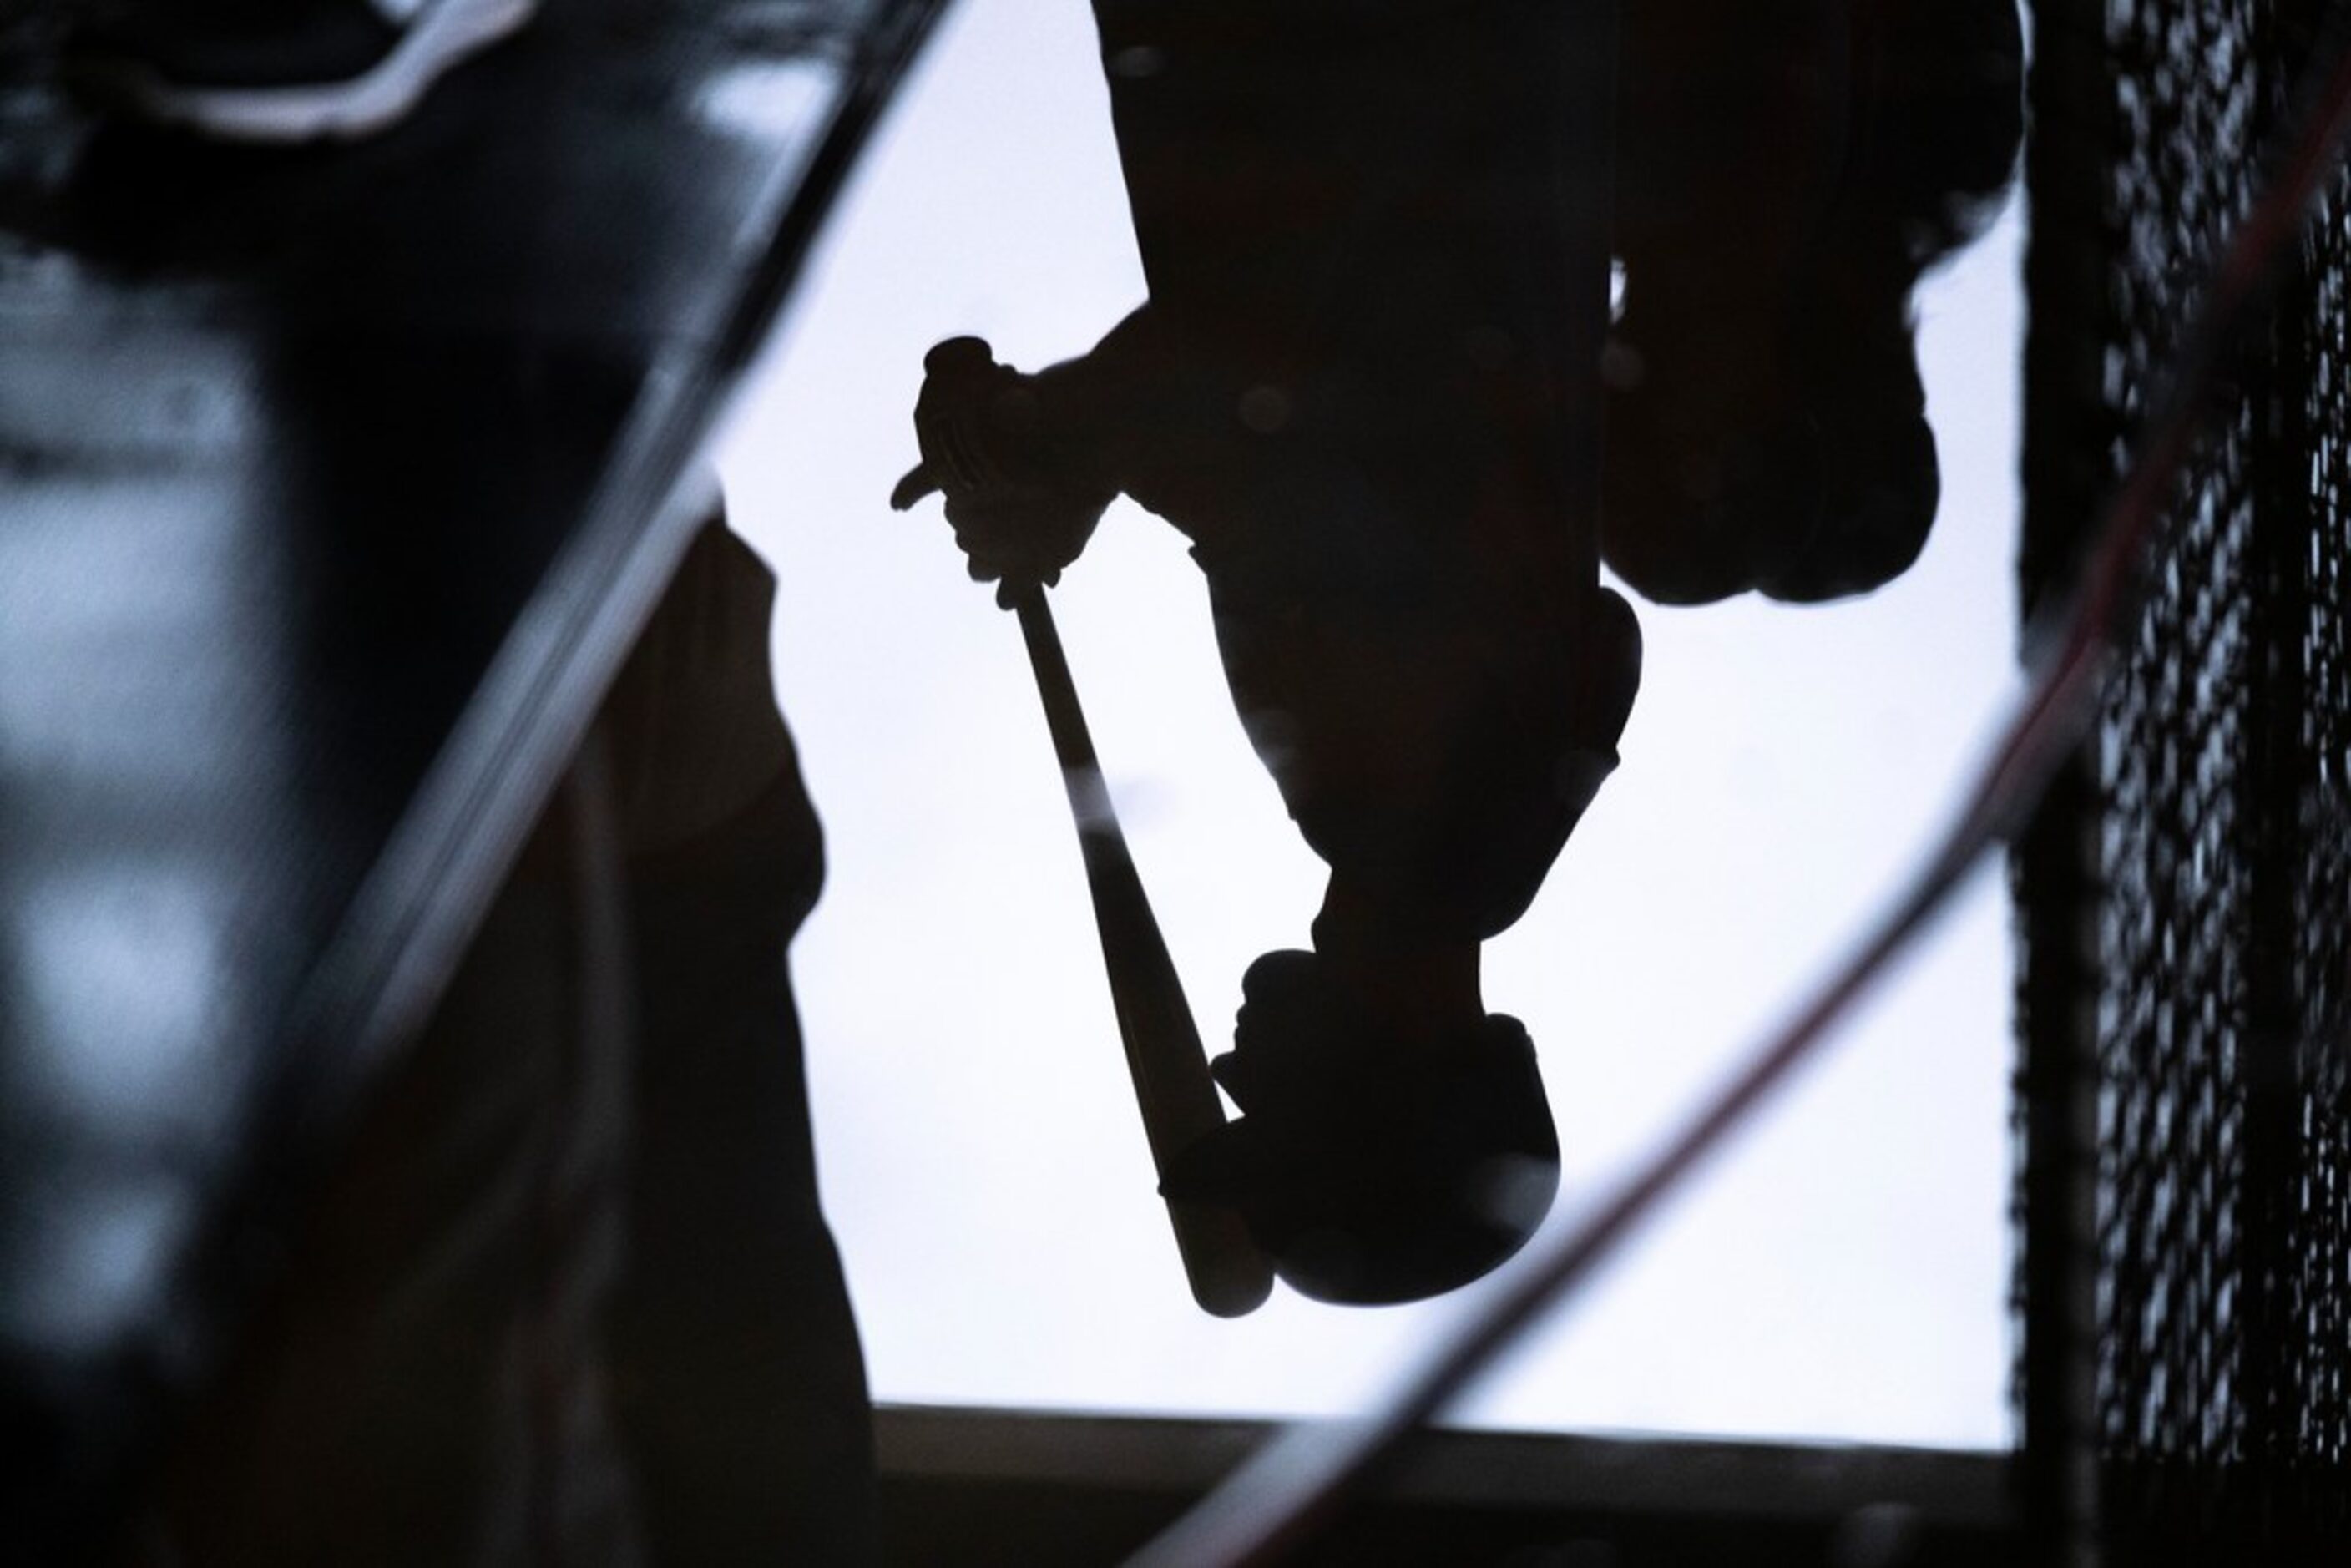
1170,1201,1276,1318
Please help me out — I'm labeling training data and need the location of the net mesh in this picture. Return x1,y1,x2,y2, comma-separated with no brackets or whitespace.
2267,125,2351,1524
2022,0,2351,1554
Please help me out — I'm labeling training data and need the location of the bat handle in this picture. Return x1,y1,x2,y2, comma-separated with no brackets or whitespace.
1011,589,1275,1318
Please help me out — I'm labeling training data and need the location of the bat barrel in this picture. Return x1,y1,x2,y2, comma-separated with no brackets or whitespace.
1014,590,1275,1318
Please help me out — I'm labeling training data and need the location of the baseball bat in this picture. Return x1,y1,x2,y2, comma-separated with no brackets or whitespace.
1010,586,1274,1318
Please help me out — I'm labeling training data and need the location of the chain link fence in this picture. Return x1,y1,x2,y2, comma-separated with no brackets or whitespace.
2019,0,2351,1559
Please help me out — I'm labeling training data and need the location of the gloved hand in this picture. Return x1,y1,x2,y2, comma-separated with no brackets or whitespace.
890,336,1117,609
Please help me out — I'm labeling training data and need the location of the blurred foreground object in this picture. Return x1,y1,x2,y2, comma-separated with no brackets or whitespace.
0,0,944,1555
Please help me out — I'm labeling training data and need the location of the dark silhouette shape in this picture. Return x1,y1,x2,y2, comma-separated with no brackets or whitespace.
1012,584,1275,1318
3,0,934,1557
897,0,1631,1306
1606,0,2025,604
1165,950,1560,1308
896,0,2022,1305
149,515,878,1566
901,309,1625,1307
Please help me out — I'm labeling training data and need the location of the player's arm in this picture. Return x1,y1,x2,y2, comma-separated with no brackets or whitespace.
890,309,1180,605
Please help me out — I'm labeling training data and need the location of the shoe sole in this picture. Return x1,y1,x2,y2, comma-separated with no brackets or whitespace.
68,0,540,144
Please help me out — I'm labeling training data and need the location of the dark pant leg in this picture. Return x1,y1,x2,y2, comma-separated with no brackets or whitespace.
154,756,641,1567
156,519,873,1567
599,519,875,1566
607,776,873,1565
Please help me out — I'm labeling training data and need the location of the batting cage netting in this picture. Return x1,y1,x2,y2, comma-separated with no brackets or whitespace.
2018,0,2351,1561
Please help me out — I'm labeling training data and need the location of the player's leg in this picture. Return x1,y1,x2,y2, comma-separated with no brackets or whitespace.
1762,0,2025,602
599,515,877,1564
152,747,643,1565
1604,0,2022,606
1603,0,1850,605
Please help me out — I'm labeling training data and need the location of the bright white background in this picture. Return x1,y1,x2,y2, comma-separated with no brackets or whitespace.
718,0,2022,1449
